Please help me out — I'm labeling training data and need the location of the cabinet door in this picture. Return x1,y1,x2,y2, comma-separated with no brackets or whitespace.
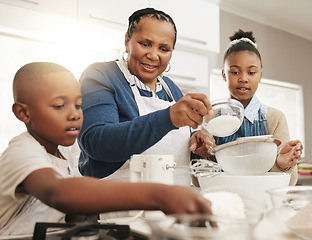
164,49,209,88
78,0,149,31
0,0,77,18
151,0,219,54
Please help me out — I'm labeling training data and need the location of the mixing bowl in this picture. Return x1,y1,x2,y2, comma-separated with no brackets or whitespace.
148,186,265,239
267,186,312,239
211,135,279,175
201,186,266,227
198,172,291,208
148,213,253,240
202,98,244,137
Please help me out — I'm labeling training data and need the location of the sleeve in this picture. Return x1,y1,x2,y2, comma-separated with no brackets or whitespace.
267,107,290,151
78,62,178,163
267,107,298,186
0,134,53,200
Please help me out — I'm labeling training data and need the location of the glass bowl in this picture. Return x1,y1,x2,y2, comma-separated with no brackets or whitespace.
202,98,244,137
267,186,312,239
147,213,253,240
201,186,266,227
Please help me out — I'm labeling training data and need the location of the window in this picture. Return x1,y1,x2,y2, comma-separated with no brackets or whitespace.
209,69,305,156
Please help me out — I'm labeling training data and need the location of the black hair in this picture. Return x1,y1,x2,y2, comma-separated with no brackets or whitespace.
223,29,262,66
14,62,71,78
13,62,72,101
126,7,177,48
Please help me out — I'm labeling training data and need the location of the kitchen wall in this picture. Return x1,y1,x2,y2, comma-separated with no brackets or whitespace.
209,10,312,162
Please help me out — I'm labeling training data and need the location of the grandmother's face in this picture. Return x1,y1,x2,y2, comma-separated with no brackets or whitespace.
125,16,175,90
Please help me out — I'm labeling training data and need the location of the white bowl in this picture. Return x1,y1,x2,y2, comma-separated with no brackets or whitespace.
202,98,244,137
267,186,312,239
211,135,278,176
198,172,291,208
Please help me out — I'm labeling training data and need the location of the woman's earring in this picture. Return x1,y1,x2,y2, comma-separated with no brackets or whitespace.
122,51,128,61
165,63,171,72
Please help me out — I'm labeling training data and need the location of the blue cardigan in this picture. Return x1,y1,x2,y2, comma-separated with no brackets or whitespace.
78,61,184,178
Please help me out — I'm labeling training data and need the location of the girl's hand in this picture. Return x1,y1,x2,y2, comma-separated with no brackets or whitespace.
276,140,303,169
190,130,216,158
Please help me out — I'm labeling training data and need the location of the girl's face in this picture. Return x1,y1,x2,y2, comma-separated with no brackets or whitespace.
222,51,262,108
125,16,175,91
26,72,83,155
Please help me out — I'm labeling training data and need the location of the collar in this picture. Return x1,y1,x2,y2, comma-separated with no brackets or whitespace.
244,95,262,122
133,76,163,93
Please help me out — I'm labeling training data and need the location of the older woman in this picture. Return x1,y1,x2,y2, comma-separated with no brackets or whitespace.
78,8,213,185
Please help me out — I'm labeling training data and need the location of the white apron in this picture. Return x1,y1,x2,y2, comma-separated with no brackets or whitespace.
104,60,191,186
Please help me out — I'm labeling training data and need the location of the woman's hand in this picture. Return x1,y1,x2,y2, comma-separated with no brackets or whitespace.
170,93,213,129
190,130,216,158
276,140,303,169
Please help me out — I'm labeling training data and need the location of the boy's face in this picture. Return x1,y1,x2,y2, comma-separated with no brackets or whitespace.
26,72,83,153
223,51,262,108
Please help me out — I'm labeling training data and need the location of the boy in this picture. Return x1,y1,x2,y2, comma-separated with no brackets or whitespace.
0,62,212,236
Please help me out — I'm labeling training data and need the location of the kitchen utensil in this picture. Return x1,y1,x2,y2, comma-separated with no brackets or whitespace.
267,186,312,239
130,155,221,184
211,135,279,175
202,98,244,137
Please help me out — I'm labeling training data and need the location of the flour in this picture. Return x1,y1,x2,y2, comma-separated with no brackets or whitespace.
203,191,246,219
204,115,241,137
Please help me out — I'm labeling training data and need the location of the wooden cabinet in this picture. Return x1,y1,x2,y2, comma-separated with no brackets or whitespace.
77,0,149,32
151,0,219,54
0,0,77,18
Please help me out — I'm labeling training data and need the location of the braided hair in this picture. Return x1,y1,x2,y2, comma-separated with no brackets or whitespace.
126,7,177,48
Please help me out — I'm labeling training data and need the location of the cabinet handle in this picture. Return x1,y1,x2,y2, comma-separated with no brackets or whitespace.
20,0,40,5
165,73,196,82
178,35,207,46
89,13,127,28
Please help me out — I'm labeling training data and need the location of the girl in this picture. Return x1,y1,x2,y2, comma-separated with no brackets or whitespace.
214,29,303,185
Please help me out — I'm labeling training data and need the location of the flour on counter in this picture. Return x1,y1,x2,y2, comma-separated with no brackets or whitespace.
203,191,246,219
204,115,241,137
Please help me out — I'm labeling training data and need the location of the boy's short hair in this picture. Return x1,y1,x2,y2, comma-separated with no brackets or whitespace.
13,62,72,102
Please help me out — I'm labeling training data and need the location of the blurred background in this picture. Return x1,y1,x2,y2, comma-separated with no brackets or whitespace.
0,0,310,165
